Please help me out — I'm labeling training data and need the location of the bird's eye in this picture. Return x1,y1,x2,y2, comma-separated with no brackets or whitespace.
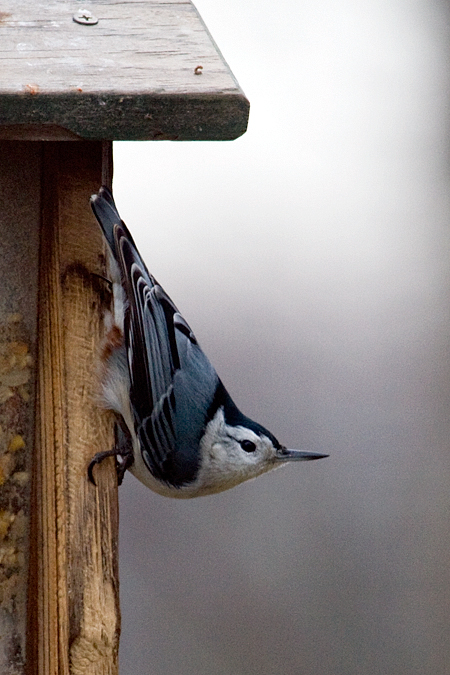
240,440,256,453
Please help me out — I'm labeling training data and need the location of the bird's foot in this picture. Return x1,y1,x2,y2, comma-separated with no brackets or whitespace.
88,422,134,486
90,272,113,292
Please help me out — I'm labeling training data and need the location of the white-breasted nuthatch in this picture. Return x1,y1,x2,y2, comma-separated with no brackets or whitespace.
89,187,327,497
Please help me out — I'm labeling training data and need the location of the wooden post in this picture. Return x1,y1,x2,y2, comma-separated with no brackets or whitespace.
0,2,249,673
0,141,119,675
27,142,119,675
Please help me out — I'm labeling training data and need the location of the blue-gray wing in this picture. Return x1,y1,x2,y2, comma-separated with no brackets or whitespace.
91,187,219,487
115,222,218,487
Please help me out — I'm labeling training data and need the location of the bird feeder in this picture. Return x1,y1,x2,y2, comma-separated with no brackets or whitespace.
0,2,249,673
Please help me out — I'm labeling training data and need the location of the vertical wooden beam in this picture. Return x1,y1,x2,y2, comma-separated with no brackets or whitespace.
28,142,119,675
0,141,40,675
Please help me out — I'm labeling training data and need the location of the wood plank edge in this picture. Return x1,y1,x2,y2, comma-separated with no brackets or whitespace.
0,92,250,141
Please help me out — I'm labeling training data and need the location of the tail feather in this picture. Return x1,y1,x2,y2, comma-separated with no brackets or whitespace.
90,186,138,257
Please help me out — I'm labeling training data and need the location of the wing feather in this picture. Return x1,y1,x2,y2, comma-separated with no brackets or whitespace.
92,187,219,487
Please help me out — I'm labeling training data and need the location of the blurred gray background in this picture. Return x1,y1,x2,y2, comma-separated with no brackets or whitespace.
112,1,450,673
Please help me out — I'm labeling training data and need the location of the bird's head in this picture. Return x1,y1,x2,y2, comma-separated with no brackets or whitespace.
193,406,327,496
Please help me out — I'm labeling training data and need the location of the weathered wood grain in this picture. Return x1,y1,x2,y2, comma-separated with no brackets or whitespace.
0,142,41,675
27,142,119,675
0,0,249,140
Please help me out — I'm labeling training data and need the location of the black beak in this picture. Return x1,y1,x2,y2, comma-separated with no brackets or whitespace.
275,447,329,461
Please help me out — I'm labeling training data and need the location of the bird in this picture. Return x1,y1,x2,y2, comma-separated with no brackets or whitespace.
88,186,327,497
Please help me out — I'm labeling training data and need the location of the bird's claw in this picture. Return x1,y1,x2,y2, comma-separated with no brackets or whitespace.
88,421,134,486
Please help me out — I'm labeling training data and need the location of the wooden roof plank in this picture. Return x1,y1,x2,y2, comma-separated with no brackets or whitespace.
0,0,249,140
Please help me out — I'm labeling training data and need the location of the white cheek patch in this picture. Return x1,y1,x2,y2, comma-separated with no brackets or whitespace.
210,442,228,462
